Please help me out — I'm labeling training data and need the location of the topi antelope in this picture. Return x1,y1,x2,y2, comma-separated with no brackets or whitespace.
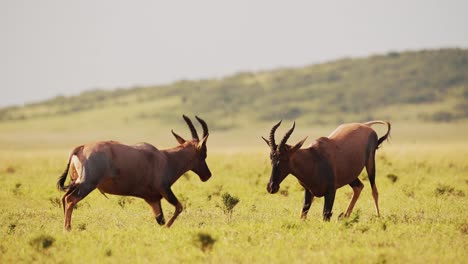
57,115,211,230
262,120,391,221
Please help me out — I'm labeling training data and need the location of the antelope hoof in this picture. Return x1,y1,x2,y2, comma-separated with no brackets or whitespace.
156,214,166,226
338,212,345,220
323,212,333,221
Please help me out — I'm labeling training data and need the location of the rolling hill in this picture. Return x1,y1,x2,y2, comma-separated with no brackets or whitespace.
1,48,467,131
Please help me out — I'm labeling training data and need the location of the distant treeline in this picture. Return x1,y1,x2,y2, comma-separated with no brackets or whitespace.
1,48,467,126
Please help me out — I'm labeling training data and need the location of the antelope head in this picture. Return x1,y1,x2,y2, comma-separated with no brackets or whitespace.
171,115,211,182
262,121,307,194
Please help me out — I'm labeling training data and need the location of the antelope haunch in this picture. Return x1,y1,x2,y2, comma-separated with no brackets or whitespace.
262,120,391,221
57,115,211,230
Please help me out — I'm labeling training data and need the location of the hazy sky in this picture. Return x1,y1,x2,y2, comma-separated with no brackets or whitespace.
1,0,467,107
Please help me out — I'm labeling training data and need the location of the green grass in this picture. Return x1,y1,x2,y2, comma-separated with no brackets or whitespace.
1,48,467,263
1,141,467,263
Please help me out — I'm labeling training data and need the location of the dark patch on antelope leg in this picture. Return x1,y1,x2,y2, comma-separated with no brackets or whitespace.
349,178,363,188
366,154,381,217
301,189,313,219
144,198,165,226
367,154,377,187
162,187,183,228
163,187,179,206
156,213,166,226
61,184,78,214
344,178,364,217
323,190,336,221
64,183,96,231
365,132,378,163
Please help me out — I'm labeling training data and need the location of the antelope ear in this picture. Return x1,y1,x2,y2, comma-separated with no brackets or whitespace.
291,137,308,152
172,130,186,145
197,134,209,150
261,136,270,147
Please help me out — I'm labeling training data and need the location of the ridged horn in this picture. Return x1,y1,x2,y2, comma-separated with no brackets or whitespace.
269,120,282,151
278,122,295,150
182,115,199,140
195,116,209,138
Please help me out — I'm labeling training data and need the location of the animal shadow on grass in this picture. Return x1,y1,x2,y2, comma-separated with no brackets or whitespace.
192,232,216,253
29,234,55,251
12,183,22,196
435,184,465,197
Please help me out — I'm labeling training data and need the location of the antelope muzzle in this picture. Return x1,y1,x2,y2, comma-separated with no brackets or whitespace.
267,166,280,194
267,182,280,194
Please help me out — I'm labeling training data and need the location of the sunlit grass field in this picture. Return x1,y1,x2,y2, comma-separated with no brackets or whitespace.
1,122,467,263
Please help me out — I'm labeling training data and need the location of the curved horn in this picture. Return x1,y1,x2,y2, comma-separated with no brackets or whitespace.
171,129,186,144
278,122,295,150
182,115,199,140
269,120,282,151
195,116,209,138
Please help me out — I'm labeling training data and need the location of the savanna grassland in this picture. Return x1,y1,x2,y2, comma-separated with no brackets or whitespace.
1,49,468,263
0,123,467,264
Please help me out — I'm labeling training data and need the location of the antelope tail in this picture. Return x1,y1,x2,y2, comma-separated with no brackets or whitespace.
364,120,391,148
56,145,82,191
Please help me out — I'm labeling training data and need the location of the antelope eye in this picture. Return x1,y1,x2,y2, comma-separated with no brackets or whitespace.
270,155,280,166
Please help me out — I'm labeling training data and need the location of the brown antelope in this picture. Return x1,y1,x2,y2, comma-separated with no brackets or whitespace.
57,115,211,230
262,120,391,221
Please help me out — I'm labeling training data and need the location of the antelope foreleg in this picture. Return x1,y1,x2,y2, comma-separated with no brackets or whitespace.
162,187,183,228
301,189,313,219
323,190,336,221
166,202,183,228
